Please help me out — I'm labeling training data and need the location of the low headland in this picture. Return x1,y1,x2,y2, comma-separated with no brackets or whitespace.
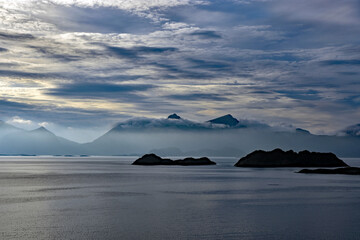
132,153,216,166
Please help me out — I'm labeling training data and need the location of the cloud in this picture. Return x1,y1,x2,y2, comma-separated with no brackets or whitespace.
50,0,205,12
0,0,360,138
108,113,272,134
0,70,61,79
0,99,33,110
37,5,159,34
39,122,49,127
270,0,360,26
46,83,156,99
106,45,178,59
320,59,360,65
337,95,360,107
0,0,204,12
8,116,33,125
27,45,83,62
275,90,322,101
149,62,215,79
339,123,360,137
113,117,214,130
0,31,35,40
187,58,231,70
112,116,256,131
166,93,229,101
232,25,285,41
188,30,222,39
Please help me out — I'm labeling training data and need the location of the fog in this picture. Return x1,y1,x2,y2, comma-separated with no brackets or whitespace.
2,117,360,157
85,128,360,157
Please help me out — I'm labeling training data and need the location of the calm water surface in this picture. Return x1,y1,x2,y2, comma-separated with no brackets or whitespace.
0,156,359,240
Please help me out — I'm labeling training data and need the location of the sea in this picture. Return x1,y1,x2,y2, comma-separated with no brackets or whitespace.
0,156,359,240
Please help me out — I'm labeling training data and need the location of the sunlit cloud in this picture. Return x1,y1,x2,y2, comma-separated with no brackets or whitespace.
8,116,33,125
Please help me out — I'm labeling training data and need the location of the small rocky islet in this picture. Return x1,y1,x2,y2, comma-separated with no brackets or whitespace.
133,149,358,175
132,153,216,166
234,148,348,168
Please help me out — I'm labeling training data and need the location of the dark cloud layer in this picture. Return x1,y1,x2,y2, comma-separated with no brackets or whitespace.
46,83,156,99
166,93,229,101
106,46,178,59
0,99,34,110
0,32,35,40
321,60,360,65
0,70,60,79
189,30,222,39
28,46,83,62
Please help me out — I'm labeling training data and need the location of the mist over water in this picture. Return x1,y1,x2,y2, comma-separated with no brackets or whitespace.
88,129,360,157
2,116,360,157
1,156,359,240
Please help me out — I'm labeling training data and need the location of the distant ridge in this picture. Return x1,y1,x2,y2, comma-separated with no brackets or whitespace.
208,114,240,126
2,114,360,157
0,120,20,130
0,120,23,138
0,125,81,155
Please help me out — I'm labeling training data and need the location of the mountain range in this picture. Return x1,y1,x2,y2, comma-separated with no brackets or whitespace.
1,114,360,157
0,123,81,155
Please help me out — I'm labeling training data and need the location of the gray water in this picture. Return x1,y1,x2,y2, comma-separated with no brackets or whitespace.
0,156,359,240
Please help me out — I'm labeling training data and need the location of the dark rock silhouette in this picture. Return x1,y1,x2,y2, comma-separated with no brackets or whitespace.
298,167,360,175
234,148,348,167
132,153,216,166
168,113,181,119
296,128,310,134
208,114,240,126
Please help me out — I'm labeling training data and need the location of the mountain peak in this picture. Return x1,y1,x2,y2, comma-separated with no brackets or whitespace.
208,114,239,126
31,126,53,134
168,113,181,119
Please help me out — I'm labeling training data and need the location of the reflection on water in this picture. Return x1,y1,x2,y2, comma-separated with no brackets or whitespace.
0,156,359,240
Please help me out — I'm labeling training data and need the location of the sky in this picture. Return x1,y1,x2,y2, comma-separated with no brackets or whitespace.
0,0,360,142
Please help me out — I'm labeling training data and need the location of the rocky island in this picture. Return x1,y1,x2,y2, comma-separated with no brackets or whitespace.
298,167,360,175
234,148,348,167
132,153,216,166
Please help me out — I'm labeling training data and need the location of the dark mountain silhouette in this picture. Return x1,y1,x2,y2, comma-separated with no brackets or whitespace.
208,114,240,127
82,114,360,157
168,113,181,119
295,128,311,134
